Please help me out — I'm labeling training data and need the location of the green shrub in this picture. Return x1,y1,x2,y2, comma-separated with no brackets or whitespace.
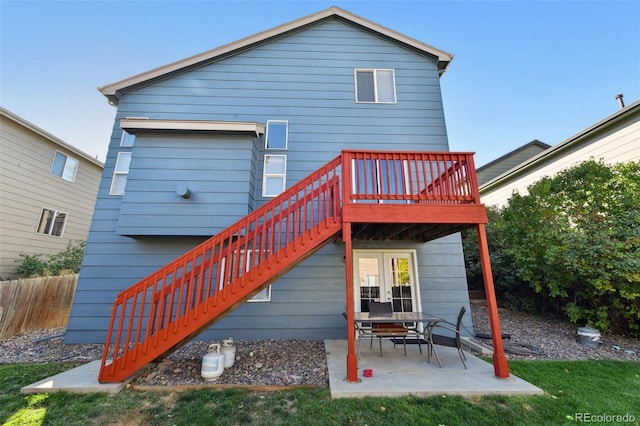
463,160,639,335
498,159,640,336
15,240,85,278
462,208,544,313
15,254,48,278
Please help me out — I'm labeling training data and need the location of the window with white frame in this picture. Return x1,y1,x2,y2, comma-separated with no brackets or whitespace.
110,152,132,196
120,131,135,147
265,120,288,149
36,208,67,237
262,154,286,197
50,151,79,182
218,250,271,302
354,69,397,103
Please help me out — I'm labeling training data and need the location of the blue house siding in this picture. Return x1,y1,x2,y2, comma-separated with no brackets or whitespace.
117,134,255,236
66,16,471,344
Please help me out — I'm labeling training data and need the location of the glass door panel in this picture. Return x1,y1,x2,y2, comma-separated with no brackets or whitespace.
387,255,413,313
356,254,382,312
354,251,418,314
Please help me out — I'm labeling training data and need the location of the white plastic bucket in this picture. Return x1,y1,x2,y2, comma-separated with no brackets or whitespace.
577,327,601,349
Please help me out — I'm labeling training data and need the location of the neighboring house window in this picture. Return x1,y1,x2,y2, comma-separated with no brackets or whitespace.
36,208,67,237
110,152,132,196
50,151,79,182
262,154,286,197
354,69,396,103
265,120,288,149
120,131,135,147
219,250,271,302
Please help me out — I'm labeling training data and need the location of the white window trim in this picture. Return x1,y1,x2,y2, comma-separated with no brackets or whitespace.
110,152,132,196
354,68,397,104
50,150,79,182
35,207,68,237
265,120,288,150
218,250,272,302
262,154,287,197
120,130,135,147
247,286,272,302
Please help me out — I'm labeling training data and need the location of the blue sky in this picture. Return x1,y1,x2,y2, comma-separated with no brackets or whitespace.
1,0,638,166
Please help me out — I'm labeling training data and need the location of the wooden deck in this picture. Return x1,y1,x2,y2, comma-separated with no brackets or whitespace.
98,150,508,384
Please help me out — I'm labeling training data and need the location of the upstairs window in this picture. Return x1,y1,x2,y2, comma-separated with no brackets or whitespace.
120,131,135,147
51,151,79,182
262,154,286,197
110,152,132,196
36,208,67,237
265,120,288,149
355,69,396,103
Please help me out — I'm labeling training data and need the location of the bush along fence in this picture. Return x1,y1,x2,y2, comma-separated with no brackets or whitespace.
0,274,78,339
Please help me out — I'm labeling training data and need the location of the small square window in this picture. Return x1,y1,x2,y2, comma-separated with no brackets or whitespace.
265,120,288,149
120,131,135,147
36,208,67,237
50,151,79,182
248,286,271,302
262,154,286,197
110,152,132,196
355,69,397,103
218,250,272,302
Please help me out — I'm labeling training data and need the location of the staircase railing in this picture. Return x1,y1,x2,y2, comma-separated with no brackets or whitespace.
99,155,343,382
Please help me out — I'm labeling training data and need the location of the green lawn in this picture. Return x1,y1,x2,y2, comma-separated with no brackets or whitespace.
1,360,638,425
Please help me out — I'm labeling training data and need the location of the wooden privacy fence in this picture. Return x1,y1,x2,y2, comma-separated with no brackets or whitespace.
0,274,78,339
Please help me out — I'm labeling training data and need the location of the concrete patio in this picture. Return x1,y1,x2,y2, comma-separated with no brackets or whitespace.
324,339,543,398
22,339,543,398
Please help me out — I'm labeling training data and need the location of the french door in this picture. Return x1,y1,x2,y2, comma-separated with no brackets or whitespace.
353,250,420,314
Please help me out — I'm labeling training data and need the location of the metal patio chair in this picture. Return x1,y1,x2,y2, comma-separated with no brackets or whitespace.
427,306,468,369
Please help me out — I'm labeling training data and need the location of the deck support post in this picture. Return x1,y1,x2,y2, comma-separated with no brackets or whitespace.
477,223,510,378
343,221,359,382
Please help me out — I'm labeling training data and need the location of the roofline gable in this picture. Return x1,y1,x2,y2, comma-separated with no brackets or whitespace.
98,6,454,105
476,139,550,173
480,100,640,192
0,106,104,168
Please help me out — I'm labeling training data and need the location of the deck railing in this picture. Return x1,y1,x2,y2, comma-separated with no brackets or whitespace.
343,150,479,204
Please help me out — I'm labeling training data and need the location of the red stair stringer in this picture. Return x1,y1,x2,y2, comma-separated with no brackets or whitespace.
99,156,343,383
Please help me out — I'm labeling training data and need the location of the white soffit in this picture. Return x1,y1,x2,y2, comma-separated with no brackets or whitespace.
120,118,265,136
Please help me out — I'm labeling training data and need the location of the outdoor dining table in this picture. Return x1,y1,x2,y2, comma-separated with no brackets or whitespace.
348,311,447,359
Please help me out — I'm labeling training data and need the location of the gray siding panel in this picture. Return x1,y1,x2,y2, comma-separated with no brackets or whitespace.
66,18,471,343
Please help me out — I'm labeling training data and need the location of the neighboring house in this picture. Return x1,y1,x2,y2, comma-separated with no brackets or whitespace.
64,7,509,383
480,100,640,207
0,107,103,279
476,140,550,186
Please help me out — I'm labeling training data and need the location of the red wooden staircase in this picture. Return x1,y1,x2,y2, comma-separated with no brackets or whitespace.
99,156,342,383
98,150,485,383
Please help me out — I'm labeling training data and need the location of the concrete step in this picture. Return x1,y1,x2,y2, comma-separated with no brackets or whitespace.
461,336,493,355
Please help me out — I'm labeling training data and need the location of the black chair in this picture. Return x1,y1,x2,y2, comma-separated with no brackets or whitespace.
365,302,410,356
427,306,467,369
